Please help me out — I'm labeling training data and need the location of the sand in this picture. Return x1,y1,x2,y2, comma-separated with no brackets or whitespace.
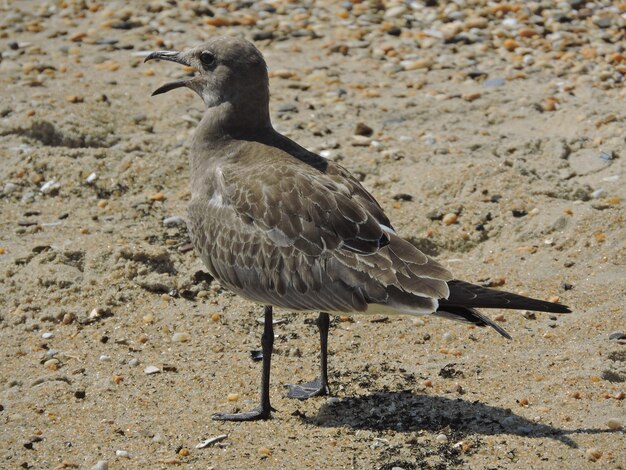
1,1,624,468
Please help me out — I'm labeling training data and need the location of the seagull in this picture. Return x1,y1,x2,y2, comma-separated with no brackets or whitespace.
145,36,571,421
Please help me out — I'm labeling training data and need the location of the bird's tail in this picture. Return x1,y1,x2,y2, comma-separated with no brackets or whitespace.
434,280,571,339
434,306,512,339
441,280,571,312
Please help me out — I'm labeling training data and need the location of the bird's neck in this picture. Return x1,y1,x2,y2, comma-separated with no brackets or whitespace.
193,99,272,144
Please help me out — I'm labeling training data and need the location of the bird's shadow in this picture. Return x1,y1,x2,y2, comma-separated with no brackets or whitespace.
298,390,617,448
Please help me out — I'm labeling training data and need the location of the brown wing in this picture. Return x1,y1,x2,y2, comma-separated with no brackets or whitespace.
220,146,390,257
187,141,452,311
188,198,378,312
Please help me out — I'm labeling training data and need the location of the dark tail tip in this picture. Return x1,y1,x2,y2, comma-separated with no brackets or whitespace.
536,303,572,314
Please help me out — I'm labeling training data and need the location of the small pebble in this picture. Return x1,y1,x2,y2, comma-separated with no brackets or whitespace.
258,447,272,457
115,450,131,459
163,216,185,227
484,77,506,87
393,193,413,202
351,135,372,147
128,358,139,367
227,393,240,402
3,182,18,195
435,433,448,444
599,151,613,161
172,332,190,343
442,213,457,225
384,5,407,18
401,58,434,70
462,92,481,102
503,39,519,51
144,366,161,375
41,332,54,339
91,461,108,470
89,308,104,319
277,103,297,113
354,122,374,137
44,358,60,370
66,95,84,103
586,448,602,462
99,355,111,362
606,418,623,430
591,189,605,199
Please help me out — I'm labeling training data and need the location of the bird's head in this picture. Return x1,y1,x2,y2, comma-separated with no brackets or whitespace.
144,36,269,114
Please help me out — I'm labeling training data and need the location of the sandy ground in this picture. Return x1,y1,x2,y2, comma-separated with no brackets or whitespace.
1,1,625,469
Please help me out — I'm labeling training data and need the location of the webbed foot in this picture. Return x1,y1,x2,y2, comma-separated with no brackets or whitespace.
212,405,273,421
286,378,330,400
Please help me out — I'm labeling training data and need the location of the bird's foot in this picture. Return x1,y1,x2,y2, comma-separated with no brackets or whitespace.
285,378,330,400
212,405,273,421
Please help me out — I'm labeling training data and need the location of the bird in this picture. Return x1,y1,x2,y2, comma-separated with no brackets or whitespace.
145,36,571,421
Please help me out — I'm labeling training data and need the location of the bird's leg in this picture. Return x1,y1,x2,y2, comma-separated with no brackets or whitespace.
213,305,274,421
286,311,331,400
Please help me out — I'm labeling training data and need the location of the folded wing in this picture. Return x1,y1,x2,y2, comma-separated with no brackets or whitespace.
188,142,452,313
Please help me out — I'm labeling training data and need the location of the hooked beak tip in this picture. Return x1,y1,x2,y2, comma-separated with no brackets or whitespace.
143,51,164,63
143,50,188,65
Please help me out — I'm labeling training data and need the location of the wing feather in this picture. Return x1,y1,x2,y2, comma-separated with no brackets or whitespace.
187,139,452,314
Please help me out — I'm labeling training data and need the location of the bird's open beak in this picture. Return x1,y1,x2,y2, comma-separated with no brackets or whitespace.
144,50,193,96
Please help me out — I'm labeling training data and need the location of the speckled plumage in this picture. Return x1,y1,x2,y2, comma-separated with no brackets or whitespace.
186,134,452,315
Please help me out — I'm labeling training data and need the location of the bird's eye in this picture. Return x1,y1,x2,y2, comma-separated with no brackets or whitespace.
199,51,215,67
